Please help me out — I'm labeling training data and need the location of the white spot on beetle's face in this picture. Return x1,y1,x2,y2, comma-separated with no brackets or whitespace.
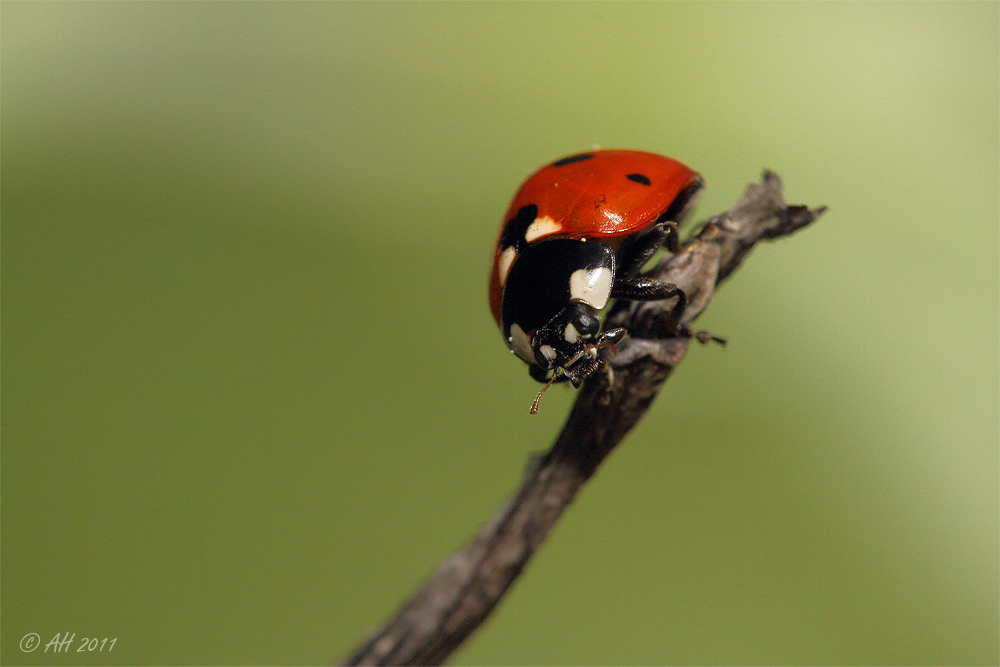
564,322,580,344
509,324,534,364
524,215,561,243
569,266,613,309
497,247,516,285
539,345,557,363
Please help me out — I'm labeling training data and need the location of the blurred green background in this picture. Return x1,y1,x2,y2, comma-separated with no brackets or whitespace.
3,2,997,665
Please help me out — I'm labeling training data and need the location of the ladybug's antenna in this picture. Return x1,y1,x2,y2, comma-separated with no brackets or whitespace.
529,370,561,415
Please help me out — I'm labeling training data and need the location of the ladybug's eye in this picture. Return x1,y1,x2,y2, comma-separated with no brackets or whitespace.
567,304,600,338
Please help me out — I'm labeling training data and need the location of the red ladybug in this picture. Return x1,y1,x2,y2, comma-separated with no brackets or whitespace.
489,149,704,399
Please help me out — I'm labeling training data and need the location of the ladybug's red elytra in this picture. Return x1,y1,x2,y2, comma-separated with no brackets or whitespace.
489,149,705,407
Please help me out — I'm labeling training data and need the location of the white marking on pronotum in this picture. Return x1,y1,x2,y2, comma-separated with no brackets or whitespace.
524,215,561,243
563,322,580,344
569,266,613,309
497,247,516,285
509,324,534,364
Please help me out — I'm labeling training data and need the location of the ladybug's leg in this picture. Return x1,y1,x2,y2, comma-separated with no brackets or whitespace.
616,222,679,279
675,325,728,346
663,222,682,254
612,278,727,346
611,277,683,301
611,277,688,332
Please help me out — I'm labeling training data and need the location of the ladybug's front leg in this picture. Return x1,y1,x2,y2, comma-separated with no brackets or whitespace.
611,277,726,346
611,277,688,333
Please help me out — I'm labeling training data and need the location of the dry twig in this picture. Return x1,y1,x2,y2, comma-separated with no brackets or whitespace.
341,171,826,666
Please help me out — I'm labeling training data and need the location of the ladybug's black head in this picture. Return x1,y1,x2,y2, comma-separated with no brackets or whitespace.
530,302,598,365
527,302,624,386
525,308,626,413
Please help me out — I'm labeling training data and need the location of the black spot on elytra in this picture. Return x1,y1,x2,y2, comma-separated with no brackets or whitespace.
500,204,537,252
551,153,595,167
626,173,651,186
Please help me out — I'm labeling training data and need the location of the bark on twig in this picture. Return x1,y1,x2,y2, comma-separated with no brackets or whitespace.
340,172,826,666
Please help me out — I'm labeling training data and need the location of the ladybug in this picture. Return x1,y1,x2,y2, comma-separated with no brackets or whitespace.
489,149,705,408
